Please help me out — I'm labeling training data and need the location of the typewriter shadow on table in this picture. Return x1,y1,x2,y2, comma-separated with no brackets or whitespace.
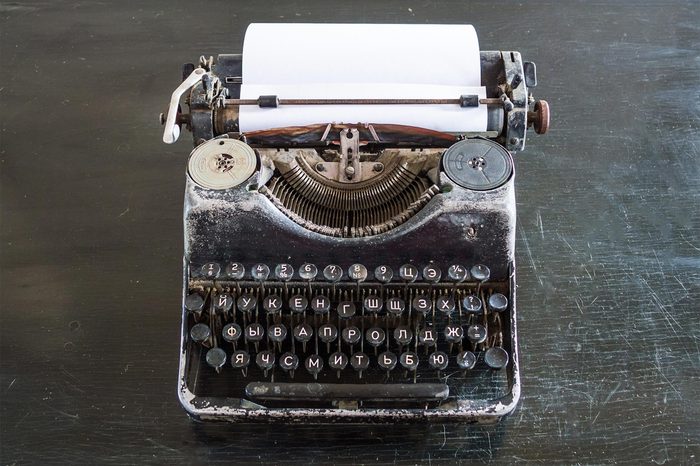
189,420,508,460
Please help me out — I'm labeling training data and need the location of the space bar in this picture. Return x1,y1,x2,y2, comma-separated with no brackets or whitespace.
245,382,449,401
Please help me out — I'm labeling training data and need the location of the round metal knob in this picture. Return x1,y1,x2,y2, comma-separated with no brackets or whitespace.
532,100,550,134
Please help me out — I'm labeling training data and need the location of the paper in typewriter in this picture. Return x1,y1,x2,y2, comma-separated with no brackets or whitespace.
239,24,487,133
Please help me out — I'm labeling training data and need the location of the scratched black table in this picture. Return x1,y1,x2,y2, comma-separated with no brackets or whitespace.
1,1,698,464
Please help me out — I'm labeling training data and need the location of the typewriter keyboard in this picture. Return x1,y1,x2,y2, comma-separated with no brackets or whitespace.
183,262,513,408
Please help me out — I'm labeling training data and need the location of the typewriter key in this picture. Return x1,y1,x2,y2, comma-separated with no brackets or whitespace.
423,264,441,283
400,351,420,371
256,351,276,371
444,325,464,343
201,262,221,279
437,295,455,314
288,295,308,313
323,264,343,282
319,324,338,343
185,293,205,313
244,323,264,342
206,347,227,372
394,325,413,345
467,324,488,344
251,263,270,281
279,352,299,372
351,352,370,373
378,351,398,371
237,294,257,313
366,328,386,347
447,264,468,282
428,351,449,371
230,350,250,369
412,295,432,315
214,293,233,313
462,295,483,314
222,323,242,343
311,295,331,314
298,263,318,280
456,350,477,370
337,301,356,319
470,264,491,282
268,324,287,343
305,354,324,377
374,265,394,283
342,326,361,345
293,323,313,343
190,323,211,344
348,264,368,282
419,328,437,347
263,294,282,313
488,293,509,312
225,262,245,279
399,264,418,282
274,263,294,281
484,347,509,370
329,352,349,371
363,295,383,313
386,297,405,316
187,138,257,190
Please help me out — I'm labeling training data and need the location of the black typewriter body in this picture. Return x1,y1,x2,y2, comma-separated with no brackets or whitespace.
164,44,548,423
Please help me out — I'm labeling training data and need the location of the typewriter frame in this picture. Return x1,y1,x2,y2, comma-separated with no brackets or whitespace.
167,48,546,423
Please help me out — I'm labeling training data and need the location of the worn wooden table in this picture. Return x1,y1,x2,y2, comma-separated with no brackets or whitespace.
1,1,698,463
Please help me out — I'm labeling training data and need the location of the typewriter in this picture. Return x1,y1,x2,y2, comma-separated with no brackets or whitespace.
161,24,549,422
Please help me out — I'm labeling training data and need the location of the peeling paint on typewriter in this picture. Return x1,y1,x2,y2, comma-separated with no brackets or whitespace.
160,26,549,423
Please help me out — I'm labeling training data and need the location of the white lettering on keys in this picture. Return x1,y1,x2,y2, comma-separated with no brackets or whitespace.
273,327,283,337
424,330,434,341
333,354,344,365
227,327,238,337
315,297,326,307
347,328,358,338
219,296,227,306
242,297,252,307
294,297,303,307
235,353,245,364
268,298,279,308
397,329,408,340
404,354,415,365
446,326,461,337
366,298,379,309
440,299,451,309
389,300,402,311
382,354,393,365
283,355,294,365
308,357,321,368
298,327,309,337
322,327,332,336
261,353,272,364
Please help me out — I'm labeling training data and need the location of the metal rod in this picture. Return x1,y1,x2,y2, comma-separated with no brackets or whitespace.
223,98,503,106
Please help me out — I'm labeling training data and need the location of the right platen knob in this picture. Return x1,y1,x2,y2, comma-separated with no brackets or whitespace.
530,100,550,135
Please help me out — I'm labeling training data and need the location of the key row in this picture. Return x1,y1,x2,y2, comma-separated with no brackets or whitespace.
185,292,508,315
203,346,509,374
195,262,493,283
191,322,491,347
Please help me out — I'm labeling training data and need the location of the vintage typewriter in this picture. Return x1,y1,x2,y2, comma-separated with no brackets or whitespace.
160,24,549,422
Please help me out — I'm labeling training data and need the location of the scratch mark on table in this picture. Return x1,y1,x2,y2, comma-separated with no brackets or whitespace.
519,228,542,286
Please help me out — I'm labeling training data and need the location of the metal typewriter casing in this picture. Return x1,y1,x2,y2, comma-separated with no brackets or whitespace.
167,49,548,423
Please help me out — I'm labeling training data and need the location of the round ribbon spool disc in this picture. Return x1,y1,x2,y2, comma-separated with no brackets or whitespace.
442,139,513,191
187,139,257,190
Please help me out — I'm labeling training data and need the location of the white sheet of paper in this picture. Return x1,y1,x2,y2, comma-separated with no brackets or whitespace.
239,23,487,133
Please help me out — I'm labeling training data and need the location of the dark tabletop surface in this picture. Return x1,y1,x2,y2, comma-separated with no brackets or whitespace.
1,0,699,464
